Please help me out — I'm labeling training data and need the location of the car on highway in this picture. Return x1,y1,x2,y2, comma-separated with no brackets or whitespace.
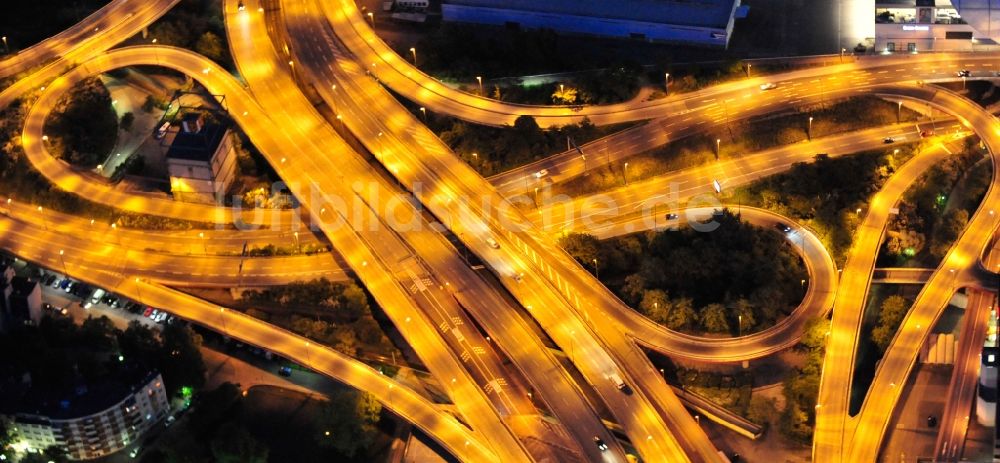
665,213,679,221
237,1,245,10
593,436,608,451
609,372,628,392
920,130,934,138
927,415,937,427
883,137,895,144
775,222,793,233
278,366,293,377
957,69,971,77
485,237,500,249
143,306,154,318
533,169,549,179
759,82,777,91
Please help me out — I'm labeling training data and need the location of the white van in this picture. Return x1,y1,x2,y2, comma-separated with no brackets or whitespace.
90,288,106,305
608,372,627,391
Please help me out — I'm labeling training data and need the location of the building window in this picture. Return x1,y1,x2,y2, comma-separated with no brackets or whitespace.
887,42,896,52
907,43,916,52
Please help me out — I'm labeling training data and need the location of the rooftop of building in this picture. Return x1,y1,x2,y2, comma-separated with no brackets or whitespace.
165,112,231,163
1,366,161,421
443,0,741,29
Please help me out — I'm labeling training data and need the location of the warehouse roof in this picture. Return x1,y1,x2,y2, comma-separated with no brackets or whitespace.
443,0,741,29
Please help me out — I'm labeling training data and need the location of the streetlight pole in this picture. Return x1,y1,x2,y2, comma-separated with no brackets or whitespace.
592,258,599,280
409,47,417,65
37,206,48,231
808,116,814,140
58,249,68,276
219,308,229,335
329,84,337,115
476,76,483,96
367,12,374,27
294,231,300,254
133,277,144,304
897,101,902,123
840,47,846,63
715,138,721,160
623,162,629,186
746,63,751,77
1,36,7,53
568,329,575,363
738,314,742,337
664,73,670,95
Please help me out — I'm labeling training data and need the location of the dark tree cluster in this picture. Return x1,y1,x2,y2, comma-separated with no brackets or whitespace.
746,148,910,262
147,0,232,69
781,317,828,442
241,279,395,358
0,0,109,52
427,114,624,175
140,383,268,463
0,316,205,401
561,210,808,335
314,390,383,458
883,138,990,265
141,384,384,463
45,77,118,168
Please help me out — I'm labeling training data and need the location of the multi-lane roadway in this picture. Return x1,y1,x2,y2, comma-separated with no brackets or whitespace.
6,0,1000,461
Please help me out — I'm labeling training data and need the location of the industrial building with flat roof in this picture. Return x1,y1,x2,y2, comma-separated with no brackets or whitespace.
441,0,747,47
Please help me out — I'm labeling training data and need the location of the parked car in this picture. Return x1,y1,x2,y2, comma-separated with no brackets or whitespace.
775,222,793,233
143,306,154,317
90,288,106,305
278,366,293,377
920,130,934,138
